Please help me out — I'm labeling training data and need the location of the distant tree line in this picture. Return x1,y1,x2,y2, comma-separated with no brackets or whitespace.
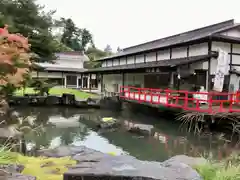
0,0,120,67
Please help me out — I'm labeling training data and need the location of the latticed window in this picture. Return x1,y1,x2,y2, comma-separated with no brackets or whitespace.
66,75,77,86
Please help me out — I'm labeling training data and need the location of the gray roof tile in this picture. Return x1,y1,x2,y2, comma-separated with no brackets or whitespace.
85,53,217,73
99,20,236,61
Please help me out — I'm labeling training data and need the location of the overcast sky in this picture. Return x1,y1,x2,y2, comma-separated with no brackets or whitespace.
37,0,240,51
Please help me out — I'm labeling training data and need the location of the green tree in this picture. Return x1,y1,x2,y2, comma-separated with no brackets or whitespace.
84,47,109,68
59,18,93,51
0,0,70,60
104,44,113,55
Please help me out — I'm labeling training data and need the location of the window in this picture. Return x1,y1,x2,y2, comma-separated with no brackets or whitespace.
82,77,88,88
78,78,82,87
66,75,77,86
48,78,65,86
90,79,98,88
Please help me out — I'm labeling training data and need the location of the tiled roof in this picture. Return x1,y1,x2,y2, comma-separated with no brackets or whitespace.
85,53,217,73
98,19,238,61
34,62,86,72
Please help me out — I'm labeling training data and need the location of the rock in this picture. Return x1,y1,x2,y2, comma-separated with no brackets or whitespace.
39,146,202,180
0,169,9,180
61,94,75,105
0,126,22,139
0,164,24,173
65,155,202,180
37,145,99,158
45,96,60,105
162,155,206,168
7,174,36,180
97,117,121,129
48,115,81,128
127,123,154,135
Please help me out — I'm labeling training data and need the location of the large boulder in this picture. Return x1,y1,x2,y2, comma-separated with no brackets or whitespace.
126,123,154,136
0,165,36,180
162,155,206,167
37,146,202,180
97,117,121,129
7,173,36,180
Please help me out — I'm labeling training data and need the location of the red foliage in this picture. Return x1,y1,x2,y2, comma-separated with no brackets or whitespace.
0,25,31,88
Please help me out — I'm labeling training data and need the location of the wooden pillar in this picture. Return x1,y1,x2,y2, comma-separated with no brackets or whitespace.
169,72,174,89
64,74,67,88
100,73,104,93
80,74,83,88
89,74,92,92
177,68,180,90
207,38,212,92
87,74,90,89
122,72,125,93
61,72,64,88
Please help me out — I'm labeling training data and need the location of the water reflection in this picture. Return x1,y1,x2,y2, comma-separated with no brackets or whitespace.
8,106,240,161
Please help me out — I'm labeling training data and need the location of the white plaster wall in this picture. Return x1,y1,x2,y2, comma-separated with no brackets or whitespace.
145,52,156,62
120,57,126,65
189,43,208,56
157,49,170,61
136,54,144,63
56,54,87,69
102,74,123,92
232,44,240,53
106,60,112,67
102,61,107,67
124,73,144,87
58,60,84,68
212,41,231,52
171,47,187,59
113,59,119,66
229,74,240,92
127,56,135,64
232,55,240,71
34,72,63,78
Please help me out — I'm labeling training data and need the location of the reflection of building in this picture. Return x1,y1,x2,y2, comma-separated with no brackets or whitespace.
123,120,239,160
32,52,99,92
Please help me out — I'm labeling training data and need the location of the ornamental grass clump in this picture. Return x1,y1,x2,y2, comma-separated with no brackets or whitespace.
0,145,17,164
194,154,240,180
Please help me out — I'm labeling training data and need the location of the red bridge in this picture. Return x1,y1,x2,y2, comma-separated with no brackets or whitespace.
119,86,240,114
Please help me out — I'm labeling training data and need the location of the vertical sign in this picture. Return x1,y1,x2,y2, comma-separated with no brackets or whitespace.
213,49,229,92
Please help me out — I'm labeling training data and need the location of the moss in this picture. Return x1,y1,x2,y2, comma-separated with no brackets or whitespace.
3,151,76,180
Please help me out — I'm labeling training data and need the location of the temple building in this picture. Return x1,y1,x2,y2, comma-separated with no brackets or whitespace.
32,51,99,92
85,19,240,95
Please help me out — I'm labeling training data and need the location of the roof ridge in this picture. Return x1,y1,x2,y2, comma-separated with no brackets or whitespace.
123,19,234,51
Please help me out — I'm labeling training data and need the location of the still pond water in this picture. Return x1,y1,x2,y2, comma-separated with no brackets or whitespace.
13,106,239,162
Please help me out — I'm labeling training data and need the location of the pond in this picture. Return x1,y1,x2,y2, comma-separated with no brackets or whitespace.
9,106,240,161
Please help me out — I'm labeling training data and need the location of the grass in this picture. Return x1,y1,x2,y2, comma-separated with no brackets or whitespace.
14,87,98,99
194,154,240,180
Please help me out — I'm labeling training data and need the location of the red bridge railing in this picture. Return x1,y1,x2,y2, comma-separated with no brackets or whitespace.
119,86,240,114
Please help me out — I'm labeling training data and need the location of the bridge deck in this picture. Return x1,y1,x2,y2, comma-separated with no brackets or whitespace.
119,86,240,114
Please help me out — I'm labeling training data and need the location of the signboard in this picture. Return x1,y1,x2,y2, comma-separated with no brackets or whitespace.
213,49,229,92
159,97,167,104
